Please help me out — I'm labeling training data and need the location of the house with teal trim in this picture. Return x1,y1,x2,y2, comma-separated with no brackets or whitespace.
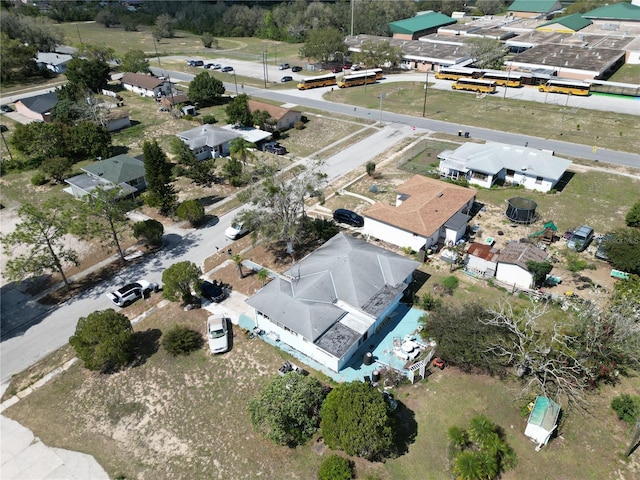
389,12,456,40
508,0,562,19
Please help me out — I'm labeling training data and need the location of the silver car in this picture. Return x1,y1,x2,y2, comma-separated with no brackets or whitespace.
207,314,229,354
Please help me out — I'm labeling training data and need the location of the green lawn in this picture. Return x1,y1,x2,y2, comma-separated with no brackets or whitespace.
608,64,640,84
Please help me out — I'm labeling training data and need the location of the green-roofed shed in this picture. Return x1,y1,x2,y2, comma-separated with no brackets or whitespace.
508,0,562,17
537,13,593,33
389,12,456,40
583,2,640,21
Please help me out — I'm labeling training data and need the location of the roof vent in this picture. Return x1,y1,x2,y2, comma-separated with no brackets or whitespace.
438,192,444,197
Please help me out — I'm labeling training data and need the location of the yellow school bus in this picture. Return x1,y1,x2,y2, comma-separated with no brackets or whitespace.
538,79,590,96
451,78,497,94
297,73,337,90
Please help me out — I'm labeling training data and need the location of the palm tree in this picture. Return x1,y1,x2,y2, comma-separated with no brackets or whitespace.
453,451,485,480
468,415,495,448
231,253,244,278
229,137,255,165
256,268,269,286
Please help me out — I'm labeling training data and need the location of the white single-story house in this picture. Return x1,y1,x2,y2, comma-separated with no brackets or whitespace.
524,396,561,451
247,100,302,131
245,232,419,372
438,142,572,193
176,125,242,160
65,154,146,199
35,52,73,73
121,72,173,98
465,242,501,278
14,91,58,122
362,175,477,252
495,242,548,289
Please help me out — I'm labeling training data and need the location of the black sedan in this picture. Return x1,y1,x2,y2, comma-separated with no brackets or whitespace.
291,66,302,72
200,280,226,303
333,209,364,228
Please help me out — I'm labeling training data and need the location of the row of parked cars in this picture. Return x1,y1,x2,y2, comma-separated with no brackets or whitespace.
187,60,234,72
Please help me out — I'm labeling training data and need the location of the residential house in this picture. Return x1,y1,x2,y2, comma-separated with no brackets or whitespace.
176,125,241,160
247,100,302,131
160,93,189,110
465,242,500,278
35,52,73,73
389,12,457,40
507,0,563,19
65,154,146,199
362,175,477,252
14,92,58,122
438,142,572,193
245,232,419,372
121,72,172,98
495,242,547,289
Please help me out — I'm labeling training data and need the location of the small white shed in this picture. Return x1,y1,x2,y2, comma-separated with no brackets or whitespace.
524,396,560,451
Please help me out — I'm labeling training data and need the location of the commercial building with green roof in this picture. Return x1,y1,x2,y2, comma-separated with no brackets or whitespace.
389,12,456,40
583,2,640,21
508,0,562,17
537,13,593,33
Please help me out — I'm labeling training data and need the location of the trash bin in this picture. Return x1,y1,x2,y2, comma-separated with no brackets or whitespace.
363,352,373,366
464,131,470,138
458,130,462,137
372,370,380,383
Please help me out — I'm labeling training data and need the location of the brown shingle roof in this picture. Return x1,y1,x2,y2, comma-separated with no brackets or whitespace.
247,100,299,121
363,175,477,237
161,94,189,106
121,72,165,90
498,242,547,269
467,242,500,262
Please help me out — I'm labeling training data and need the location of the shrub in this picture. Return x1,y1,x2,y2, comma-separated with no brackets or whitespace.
201,114,217,124
176,199,205,227
611,394,640,424
182,114,194,121
133,219,164,247
626,201,640,227
420,292,442,311
366,161,376,176
441,275,459,292
294,120,304,130
162,325,203,356
31,172,48,186
317,455,352,480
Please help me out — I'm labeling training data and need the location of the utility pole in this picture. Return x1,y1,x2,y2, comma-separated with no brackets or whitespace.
378,93,385,127
351,0,354,37
76,23,83,45
422,70,429,117
0,127,14,164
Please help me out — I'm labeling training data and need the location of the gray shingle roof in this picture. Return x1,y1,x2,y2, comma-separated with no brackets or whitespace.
246,233,419,342
18,92,58,114
177,125,241,149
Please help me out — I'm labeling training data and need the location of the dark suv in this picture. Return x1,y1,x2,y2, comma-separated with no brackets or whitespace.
263,142,287,155
333,209,364,228
200,280,227,303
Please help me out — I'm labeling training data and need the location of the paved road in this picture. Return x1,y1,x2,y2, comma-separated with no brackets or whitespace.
150,61,639,168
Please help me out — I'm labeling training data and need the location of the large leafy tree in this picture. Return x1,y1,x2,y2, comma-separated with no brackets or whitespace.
465,37,507,70
74,186,133,261
320,382,397,461
299,27,345,64
69,309,134,373
176,200,205,227
66,121,112,159
1,199,79,289
142,139,176,215
133,219,164,248
170,137,217,186
602,228,640,275
65,57,111,92
0,11,62,53
162,261,202,304
237,160,326,249
40,156,74,183
0,33,38,83
222,157,244,187
78,43,116,63
225,93,252,127
420,302,508,375
154,13,175,38
248,372,325,446
625,201,640,228
120,49,150,74
188,72,225,107
354,39,403,70
10,122,66,161
476,0,505,15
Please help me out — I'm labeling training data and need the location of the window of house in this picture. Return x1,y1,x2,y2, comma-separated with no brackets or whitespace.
506,169,515,177
536,176,543,184
471,171,488,181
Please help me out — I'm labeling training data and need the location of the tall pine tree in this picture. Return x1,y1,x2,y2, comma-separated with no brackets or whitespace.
142,140,176,215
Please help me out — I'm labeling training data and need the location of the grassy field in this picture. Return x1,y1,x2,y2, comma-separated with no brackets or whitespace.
4,298,639,480
608,64,640,84
326,82,639,153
